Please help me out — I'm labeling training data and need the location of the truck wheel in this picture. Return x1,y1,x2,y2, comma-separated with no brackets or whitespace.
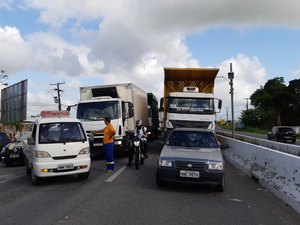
78,172,90,180
31,167,40,186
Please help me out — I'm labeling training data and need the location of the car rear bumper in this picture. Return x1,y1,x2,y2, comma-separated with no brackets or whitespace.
156,167,224,185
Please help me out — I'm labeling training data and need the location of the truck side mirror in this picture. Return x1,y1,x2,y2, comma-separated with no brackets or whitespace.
27,137,35,145
159,98,164,111
89,133,94,141
218,100,222,109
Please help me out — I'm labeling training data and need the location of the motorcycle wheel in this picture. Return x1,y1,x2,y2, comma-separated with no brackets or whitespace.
134,151,139,170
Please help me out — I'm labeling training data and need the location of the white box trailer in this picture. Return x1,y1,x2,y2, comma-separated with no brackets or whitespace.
77,83,149,156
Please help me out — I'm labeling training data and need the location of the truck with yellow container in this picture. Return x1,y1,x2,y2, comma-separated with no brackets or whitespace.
160,67,222,136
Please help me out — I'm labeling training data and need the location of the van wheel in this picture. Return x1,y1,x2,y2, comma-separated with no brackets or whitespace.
25,160,31,175
78,172,90,180
31,167,40,185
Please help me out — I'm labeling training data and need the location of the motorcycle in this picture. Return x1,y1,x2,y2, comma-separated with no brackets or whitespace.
132,135,145,170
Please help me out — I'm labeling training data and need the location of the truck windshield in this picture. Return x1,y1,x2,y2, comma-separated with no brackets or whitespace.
39,122,86,144
168,97,214,114
77,101,120,121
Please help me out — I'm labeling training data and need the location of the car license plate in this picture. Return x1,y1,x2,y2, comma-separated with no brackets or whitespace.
93,143,103,146
180,170,200,178
57,164,74,171
10,154,20,158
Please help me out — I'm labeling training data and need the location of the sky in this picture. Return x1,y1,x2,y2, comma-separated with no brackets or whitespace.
1,0,300,121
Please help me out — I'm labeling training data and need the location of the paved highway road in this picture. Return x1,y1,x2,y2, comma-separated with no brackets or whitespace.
0,141,299,225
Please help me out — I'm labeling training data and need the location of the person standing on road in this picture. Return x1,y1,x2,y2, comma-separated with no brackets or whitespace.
98,117,116,172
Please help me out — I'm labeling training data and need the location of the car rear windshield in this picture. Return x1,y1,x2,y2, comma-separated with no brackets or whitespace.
167,130,219,148
278,127,294,133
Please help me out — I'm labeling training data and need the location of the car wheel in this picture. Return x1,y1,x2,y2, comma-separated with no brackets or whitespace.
156,172,165,187
214,176,225,192
4,162,13,167
292,139,296,144
31,167,40,186
77,172,90,180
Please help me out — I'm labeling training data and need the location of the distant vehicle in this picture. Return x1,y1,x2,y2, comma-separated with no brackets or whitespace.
156,128,229,191
1,132,31,166
0,132,11,152
267,126,296,143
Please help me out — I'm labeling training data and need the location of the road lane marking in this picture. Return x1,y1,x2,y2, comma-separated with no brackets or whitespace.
105,165,127,183
0,172,24,184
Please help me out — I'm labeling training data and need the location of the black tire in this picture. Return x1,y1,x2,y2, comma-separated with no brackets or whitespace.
77,172,90,180
25,160,31,175
156,173,165,187
214,176,225,192
292,139,296,144
134,150,139,170
141,158,144,165
4,162,13,167
31,167,40,186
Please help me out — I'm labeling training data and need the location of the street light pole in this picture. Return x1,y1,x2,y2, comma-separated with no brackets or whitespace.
228,63,235,138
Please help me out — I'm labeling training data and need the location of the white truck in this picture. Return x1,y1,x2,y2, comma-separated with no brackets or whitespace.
160,68,222,136
75,83,149,156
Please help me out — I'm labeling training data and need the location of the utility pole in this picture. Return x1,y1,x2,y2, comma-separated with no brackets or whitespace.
244,98,250,111
51,82,65,111
228,63,235,138
226,107,229,122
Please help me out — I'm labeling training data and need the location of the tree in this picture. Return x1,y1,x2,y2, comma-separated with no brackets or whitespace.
250,77,290,126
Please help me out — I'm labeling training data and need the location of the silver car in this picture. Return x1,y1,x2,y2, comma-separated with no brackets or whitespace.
156,128,228,191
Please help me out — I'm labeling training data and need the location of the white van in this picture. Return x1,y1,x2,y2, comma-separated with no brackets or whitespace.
23,111,92,185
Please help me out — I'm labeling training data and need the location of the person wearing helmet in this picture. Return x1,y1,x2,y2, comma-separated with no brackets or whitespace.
127,119,148,166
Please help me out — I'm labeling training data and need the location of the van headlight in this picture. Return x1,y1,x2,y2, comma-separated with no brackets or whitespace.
208,162,224,171
79,147,90,155
35,151,51,158
159,159,172,167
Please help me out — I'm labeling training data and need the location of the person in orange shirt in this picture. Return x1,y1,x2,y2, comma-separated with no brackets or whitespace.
98,117,116,172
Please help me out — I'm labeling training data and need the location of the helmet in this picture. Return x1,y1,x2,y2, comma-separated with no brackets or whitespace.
136,119,142,129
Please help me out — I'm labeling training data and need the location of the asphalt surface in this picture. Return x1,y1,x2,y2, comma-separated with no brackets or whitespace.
0,140,299,225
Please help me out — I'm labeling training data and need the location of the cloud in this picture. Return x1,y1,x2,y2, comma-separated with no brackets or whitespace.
2,0,299,118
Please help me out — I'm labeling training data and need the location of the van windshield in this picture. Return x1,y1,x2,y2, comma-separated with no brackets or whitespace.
39,122,86,144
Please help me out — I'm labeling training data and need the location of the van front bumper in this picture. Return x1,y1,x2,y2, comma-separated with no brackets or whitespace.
32,157,91,177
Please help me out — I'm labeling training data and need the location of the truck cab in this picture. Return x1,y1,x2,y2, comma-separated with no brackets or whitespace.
23,111,91,185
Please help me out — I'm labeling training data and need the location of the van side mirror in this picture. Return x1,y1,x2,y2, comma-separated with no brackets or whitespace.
27,137,35,145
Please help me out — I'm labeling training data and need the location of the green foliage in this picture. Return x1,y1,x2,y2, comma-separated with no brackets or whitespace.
247,77,300,126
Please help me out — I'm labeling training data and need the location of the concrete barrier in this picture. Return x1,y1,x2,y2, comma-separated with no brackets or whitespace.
217,135,300,214
217,130,300,157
